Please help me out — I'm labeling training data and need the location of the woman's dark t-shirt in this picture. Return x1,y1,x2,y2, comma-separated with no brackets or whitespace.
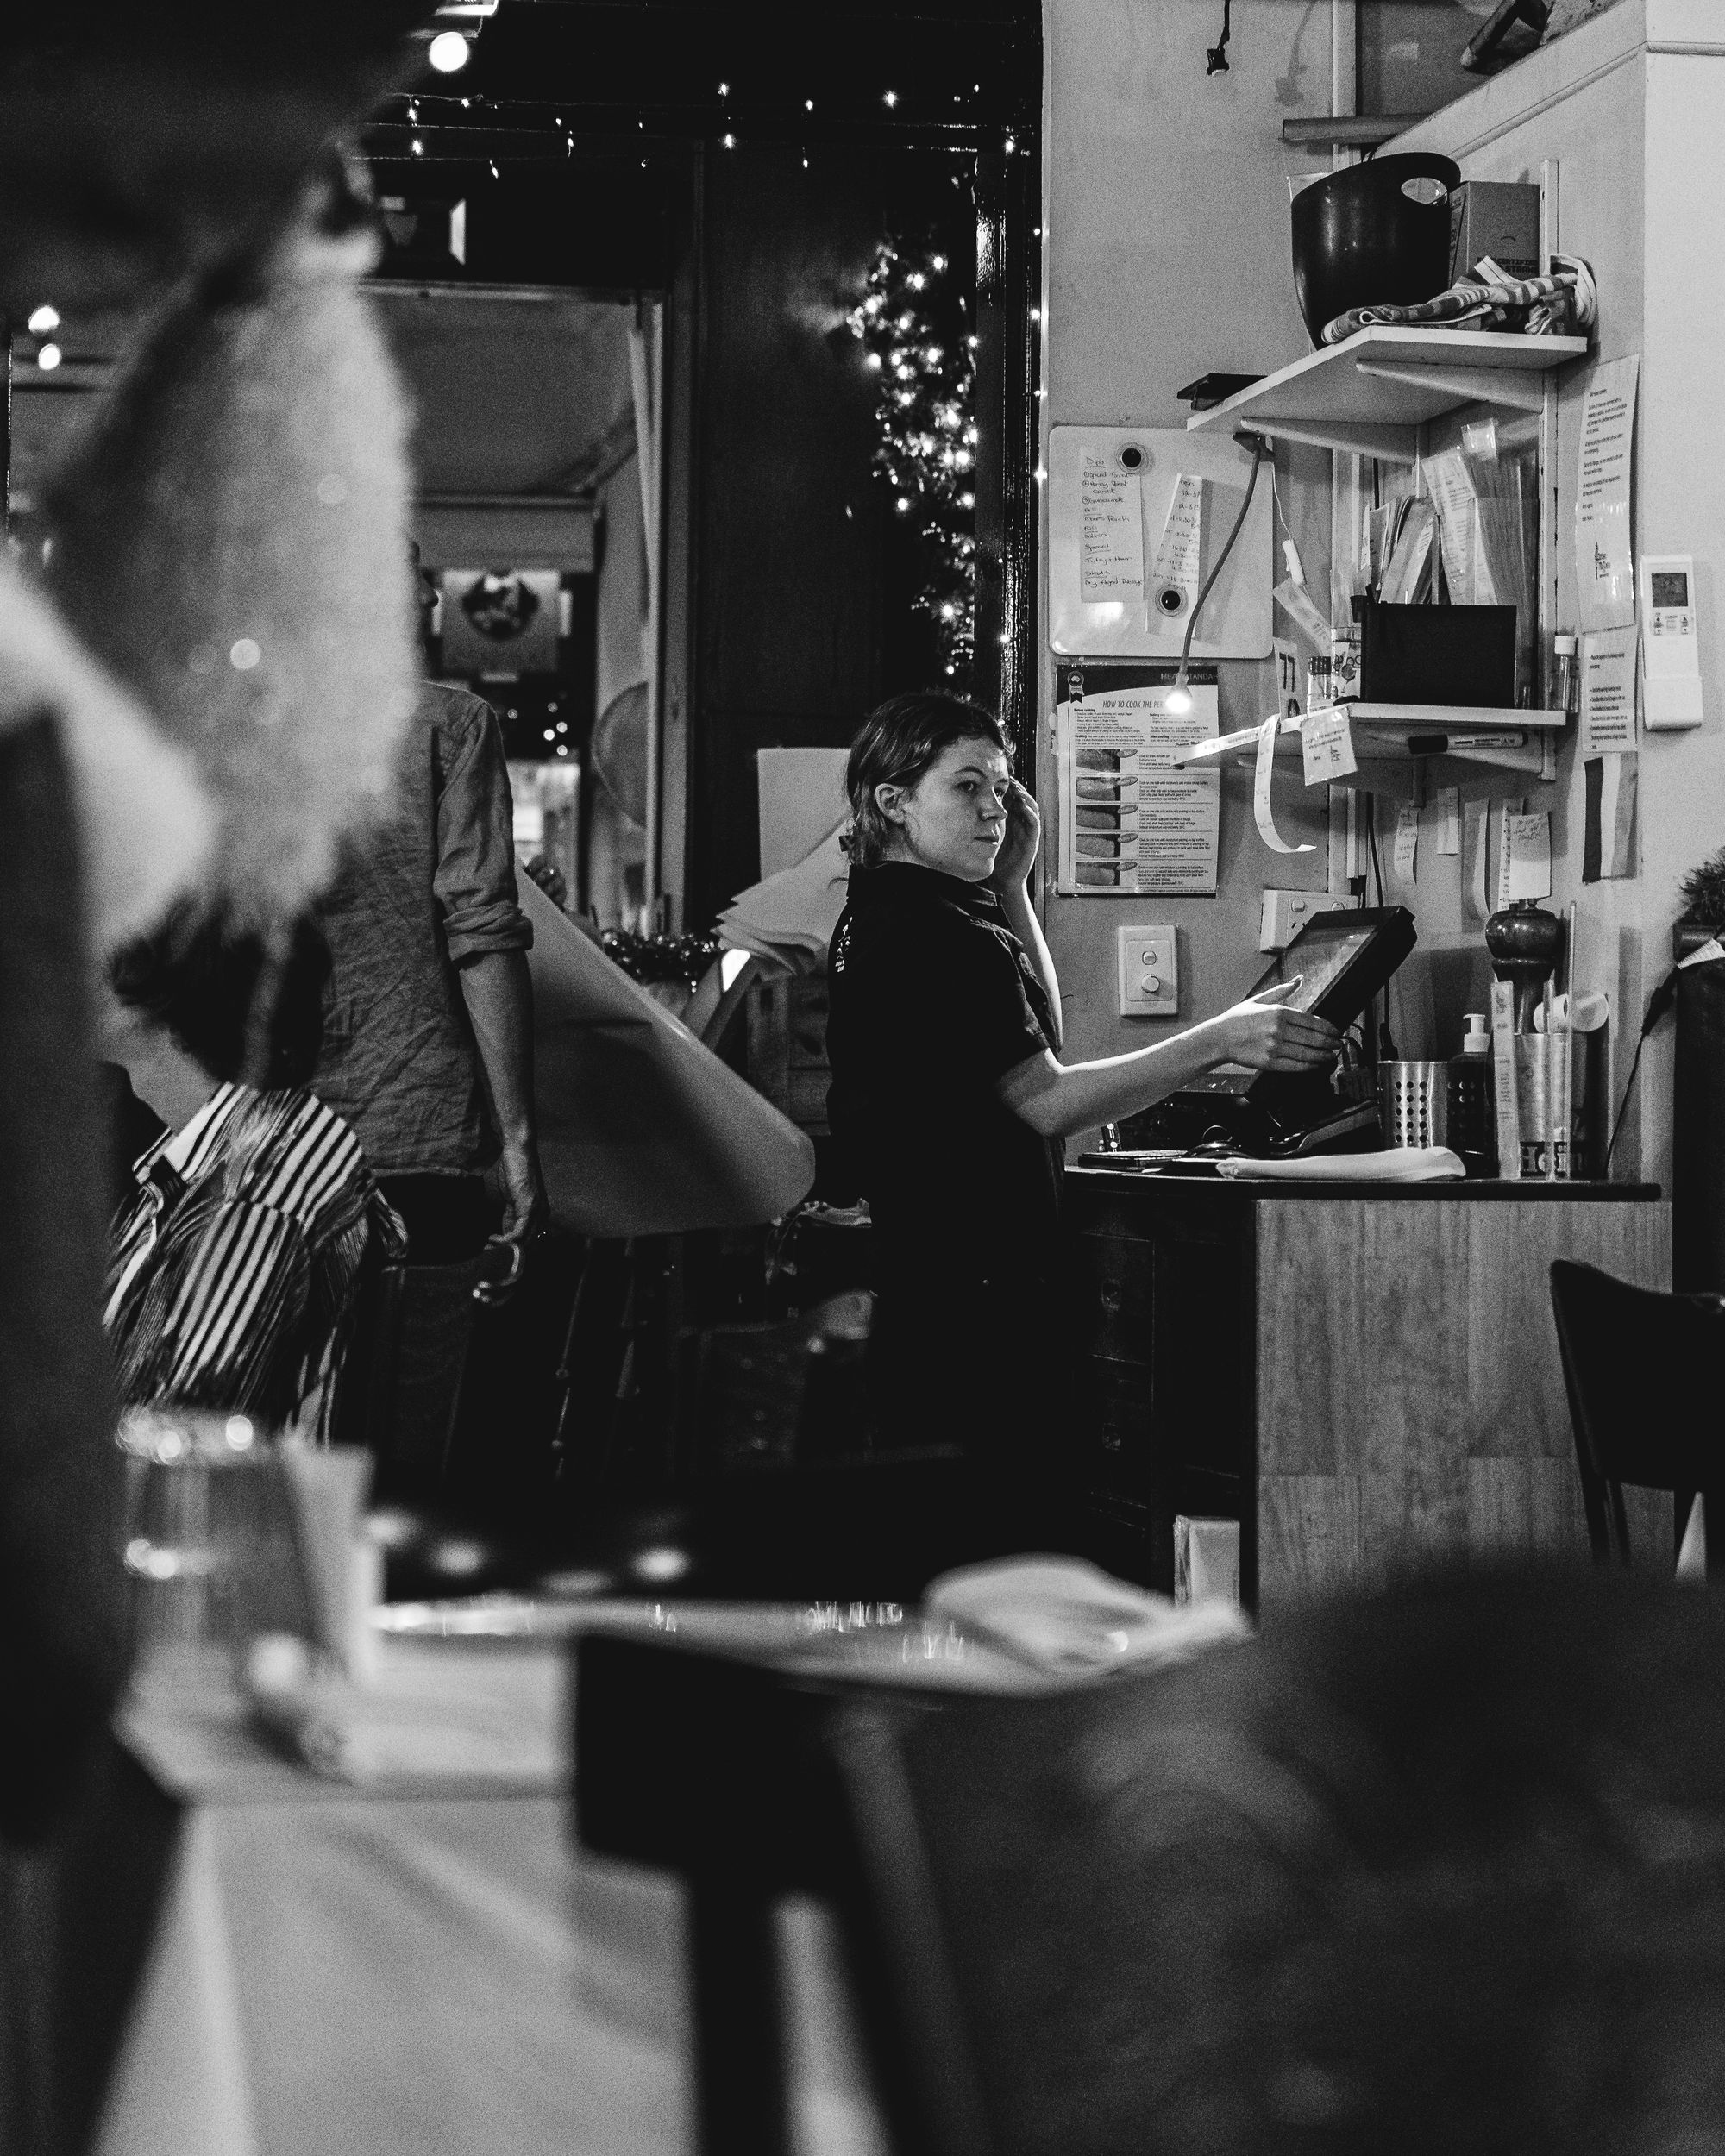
825,862,1063,1292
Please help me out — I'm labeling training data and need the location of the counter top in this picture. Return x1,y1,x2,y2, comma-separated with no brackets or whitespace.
1067,1165,1663,1203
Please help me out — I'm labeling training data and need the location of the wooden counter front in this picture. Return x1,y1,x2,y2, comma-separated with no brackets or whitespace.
1062,1170,1670,1614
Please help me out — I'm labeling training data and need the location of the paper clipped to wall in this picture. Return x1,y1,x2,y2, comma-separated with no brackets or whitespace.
1054,679,1220,894
1579,630,1637,755
1462,797,1490,926
1574,354,1639,635
1583,753,1637,882
1149,474,1204,619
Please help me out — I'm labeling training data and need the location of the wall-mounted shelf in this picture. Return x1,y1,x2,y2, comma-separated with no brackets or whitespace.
1175,702,1566,778
1184,328,1588,464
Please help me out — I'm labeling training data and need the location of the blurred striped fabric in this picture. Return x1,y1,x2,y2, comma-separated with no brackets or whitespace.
105,1084,403,1433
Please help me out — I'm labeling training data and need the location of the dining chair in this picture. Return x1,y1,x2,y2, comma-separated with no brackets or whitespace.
1549,1258,1723,1575
578,1569,1725,2156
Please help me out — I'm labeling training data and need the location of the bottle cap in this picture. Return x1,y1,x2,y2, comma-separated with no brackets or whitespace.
1462,1012,1490,1054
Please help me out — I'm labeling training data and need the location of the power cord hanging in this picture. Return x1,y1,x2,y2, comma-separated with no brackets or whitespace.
1207,0,1233,74
1167,429,1266,711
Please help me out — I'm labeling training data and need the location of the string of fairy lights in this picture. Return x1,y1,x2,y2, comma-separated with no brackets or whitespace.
357,54,1040,710
846,241,980,687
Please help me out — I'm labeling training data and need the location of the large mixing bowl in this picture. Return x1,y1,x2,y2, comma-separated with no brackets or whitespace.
1290,152,1461,348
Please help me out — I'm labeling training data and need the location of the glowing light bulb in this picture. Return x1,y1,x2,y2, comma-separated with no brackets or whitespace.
428,30,469,71
35,342,61,371
28,304,58,335
1164,684,1194,716
884,90,898,107
723,133,736,148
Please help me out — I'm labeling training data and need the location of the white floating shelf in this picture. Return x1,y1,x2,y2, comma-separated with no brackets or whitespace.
1184,328,1588,464
1175,702,1566,772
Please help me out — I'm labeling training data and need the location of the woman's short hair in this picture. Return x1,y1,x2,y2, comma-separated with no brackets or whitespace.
843,693,1010,868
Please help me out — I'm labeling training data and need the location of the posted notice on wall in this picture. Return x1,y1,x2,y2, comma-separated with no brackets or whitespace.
1054,675,1220,895
1575,354,1639,635
1580,629,1638,755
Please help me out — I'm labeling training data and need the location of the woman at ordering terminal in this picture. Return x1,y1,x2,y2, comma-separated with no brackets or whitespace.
825,693,1339,1461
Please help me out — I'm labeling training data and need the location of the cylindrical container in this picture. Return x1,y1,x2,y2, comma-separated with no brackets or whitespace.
1552,633,1580,718
1306,656,1333,712
1376,1058,1495,1170
1289,152,1462,347
1512,1035,1574,1178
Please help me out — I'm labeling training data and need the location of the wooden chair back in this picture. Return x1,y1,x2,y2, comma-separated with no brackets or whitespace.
1548,1257,1723,1574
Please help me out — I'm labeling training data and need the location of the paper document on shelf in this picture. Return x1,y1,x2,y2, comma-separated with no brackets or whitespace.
1580,630,1637,755
1302,706,1358,785
1079,452,1145,605
1055,680,1220,895
1436,786,1461,856
1392,799,1419,883
1424,448,1479,603
1462,797,1490,925
1253,715,1314,856
1575,354,1639,634
1505,811,1552,901
1149,474,1204,616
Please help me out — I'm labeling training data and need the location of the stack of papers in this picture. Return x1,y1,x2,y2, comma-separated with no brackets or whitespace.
717,822,850,977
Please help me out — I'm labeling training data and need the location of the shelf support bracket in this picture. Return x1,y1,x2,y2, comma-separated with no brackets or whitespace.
1353,360,1551,415
1239,417,1420,466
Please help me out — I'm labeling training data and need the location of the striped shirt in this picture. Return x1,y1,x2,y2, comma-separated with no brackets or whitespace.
105,1085,405,1434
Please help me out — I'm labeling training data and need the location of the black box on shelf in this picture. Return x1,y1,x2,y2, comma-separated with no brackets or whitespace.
1358,602,1518,707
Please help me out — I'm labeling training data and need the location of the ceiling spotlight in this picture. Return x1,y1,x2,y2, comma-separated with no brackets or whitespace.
36,342,62,371
28,304,59,335
428,29,469,72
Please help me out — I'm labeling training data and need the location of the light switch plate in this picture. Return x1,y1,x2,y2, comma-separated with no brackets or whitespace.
1118,925,1177,1018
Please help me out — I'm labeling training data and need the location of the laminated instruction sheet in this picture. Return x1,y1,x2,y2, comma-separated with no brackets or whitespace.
1054,672,1220,895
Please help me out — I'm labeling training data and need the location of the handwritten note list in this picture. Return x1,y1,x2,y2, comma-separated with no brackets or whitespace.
1078,452,1145,605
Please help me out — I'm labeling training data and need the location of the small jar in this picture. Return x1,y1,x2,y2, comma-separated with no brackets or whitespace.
1552,633,1579,718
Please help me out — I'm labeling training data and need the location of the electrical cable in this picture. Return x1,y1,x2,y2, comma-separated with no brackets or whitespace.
1207,0,1233,73
1170,431,1266,705
1604,962,1687,1169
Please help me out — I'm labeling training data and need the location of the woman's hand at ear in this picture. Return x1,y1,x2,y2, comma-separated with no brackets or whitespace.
1216,978,1341,1071
988,778,1042,893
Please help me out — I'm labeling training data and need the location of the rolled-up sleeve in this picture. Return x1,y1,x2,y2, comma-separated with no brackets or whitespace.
433,699,534,965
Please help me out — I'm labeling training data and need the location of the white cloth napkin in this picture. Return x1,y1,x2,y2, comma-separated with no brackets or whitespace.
925,1556,1249,1677
1216,1145,1465,1182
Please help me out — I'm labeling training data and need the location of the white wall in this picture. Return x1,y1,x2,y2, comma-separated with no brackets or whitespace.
1396,0,1725,1185
1038,0,1339,1131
